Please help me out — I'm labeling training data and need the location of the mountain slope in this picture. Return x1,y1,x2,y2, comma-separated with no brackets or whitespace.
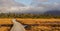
44,10,60,16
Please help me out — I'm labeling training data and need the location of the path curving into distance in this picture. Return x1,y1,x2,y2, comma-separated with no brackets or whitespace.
10,19,25,31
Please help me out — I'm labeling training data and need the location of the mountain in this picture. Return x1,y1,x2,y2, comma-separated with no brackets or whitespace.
44,10,60,16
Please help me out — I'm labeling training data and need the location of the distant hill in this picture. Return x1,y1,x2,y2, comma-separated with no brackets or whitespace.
44,10,60,16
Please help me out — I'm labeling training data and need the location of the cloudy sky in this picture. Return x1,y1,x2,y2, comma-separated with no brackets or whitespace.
0,0,60,13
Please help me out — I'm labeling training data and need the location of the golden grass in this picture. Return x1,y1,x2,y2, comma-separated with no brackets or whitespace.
0,18,60,24
0,26,10,31
0,18,60,31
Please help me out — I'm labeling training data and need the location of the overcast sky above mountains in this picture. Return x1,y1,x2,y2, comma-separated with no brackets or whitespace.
0,0,60,13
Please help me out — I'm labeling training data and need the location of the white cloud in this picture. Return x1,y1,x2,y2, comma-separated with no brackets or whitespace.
0,0,60,13
34,0,48,2
0,0,25,7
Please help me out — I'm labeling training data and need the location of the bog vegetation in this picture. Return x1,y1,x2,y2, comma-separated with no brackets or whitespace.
0,13,60,18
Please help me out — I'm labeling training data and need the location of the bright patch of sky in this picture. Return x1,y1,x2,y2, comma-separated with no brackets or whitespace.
48,0,60,2
15,0,32,6
15,0,60,6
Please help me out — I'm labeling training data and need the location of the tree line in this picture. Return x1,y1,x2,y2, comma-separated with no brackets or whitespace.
0,13,60,18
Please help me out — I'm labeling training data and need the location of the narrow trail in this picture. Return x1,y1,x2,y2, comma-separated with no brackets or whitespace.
10,19,25,31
